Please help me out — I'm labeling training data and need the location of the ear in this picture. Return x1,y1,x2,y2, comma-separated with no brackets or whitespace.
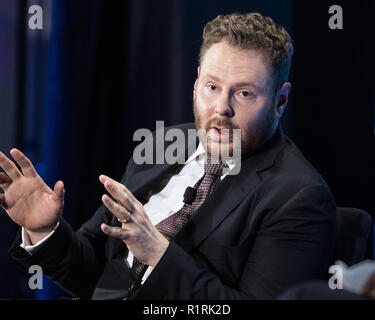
274,82,291,119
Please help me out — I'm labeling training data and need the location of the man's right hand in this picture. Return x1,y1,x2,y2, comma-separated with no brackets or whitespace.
0,149,65,245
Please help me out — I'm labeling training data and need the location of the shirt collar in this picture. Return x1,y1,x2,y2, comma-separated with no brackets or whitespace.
185,142,206,164
185,142,240,173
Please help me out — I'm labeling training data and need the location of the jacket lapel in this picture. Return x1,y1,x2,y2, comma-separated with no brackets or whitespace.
173,128,286,252
112,125,286,257
127,162,180,200
110,124,198,256
125,123,199,200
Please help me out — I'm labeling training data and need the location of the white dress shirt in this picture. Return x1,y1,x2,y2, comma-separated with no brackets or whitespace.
21,143,239,285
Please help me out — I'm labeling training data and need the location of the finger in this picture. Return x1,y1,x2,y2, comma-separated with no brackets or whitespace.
0,151,22,180
102,194,131,224
99,175,138,213
53,181,65,201
10,149,38,178
120,182,139,205
0,172,12,190
101,223,129,240
99,175,138,203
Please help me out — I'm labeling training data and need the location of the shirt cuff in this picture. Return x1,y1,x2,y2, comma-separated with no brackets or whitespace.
20,222,60,255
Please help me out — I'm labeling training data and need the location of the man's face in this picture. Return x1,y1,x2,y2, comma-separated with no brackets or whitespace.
193,41,283,159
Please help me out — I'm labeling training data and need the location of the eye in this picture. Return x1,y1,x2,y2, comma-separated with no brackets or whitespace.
236,90,255,99
208,84,217,91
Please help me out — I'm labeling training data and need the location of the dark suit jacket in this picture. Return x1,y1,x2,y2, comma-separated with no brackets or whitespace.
9,123,337,300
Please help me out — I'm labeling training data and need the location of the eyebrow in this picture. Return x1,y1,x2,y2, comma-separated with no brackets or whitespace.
204,73,260,90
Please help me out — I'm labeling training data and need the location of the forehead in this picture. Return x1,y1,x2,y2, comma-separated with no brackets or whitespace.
200,41,273,88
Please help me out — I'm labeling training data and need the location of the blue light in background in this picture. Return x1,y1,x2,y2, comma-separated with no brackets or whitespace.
35,0,68,300
35,162,47,177
22,0,69,300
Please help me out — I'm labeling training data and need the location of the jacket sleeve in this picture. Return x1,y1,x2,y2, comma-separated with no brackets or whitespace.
8,158,136,299
131,184,337,300
9,204,112,299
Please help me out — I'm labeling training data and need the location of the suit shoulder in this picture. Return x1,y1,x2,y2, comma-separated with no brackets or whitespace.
265,135,332,192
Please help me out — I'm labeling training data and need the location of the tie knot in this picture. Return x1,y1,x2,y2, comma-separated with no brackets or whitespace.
204,156,226,178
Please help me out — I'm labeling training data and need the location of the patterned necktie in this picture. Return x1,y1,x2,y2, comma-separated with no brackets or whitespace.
131,156,226,277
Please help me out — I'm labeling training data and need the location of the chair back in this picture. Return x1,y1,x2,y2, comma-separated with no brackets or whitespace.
330,207,372,266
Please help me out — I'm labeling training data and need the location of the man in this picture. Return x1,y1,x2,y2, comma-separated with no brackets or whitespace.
0,13,337,299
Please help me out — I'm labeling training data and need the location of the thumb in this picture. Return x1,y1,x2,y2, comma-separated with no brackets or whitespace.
53,180,65,201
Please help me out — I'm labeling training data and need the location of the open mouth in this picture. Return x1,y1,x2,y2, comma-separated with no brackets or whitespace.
208,126,233,140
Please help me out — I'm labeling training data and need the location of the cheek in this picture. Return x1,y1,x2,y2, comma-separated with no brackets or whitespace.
236,108,255,129
237,105,268,135
195,91,214,117
196,88,208,107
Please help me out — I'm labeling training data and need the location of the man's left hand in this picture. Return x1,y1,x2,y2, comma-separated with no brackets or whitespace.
99,175,169,267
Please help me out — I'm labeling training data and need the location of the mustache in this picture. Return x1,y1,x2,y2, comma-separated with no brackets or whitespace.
205,118,238,131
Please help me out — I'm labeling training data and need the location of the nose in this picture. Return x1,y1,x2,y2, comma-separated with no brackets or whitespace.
214,92,234,118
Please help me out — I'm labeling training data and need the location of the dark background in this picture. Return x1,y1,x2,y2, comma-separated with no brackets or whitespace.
0,0,374,299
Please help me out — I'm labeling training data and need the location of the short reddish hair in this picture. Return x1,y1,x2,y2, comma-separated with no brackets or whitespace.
199,13,294,92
